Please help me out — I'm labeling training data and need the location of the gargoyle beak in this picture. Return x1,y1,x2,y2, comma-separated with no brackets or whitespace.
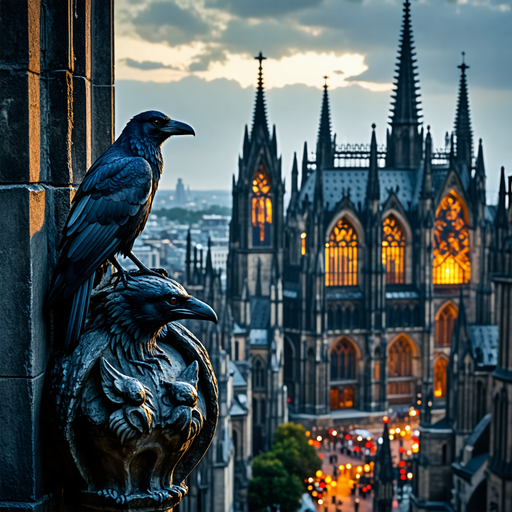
172,296,218,324
160,119,195,136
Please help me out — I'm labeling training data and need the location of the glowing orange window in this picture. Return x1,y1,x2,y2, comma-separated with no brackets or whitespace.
433,193,470,284
434,356,448,398
325,218,358,286
382,215,405,284
252,166,272,246
435,302,458,347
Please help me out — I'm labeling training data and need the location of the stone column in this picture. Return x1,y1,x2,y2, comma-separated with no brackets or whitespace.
0,1,114,509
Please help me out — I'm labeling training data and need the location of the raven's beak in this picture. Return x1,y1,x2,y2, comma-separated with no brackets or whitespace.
172,296,218,323
160,119,195,136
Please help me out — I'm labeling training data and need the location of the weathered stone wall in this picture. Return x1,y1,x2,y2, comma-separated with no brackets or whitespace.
0,1,114,509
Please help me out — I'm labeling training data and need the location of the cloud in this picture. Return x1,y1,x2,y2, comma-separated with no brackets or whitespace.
120,58,181,71
204,0,325,18
188,47,227,72
132,1,212,45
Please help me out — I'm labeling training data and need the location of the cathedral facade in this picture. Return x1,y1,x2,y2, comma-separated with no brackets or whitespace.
227,0,500,450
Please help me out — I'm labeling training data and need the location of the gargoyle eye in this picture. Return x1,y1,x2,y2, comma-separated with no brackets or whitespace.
169,296,178,306
152,118,162,127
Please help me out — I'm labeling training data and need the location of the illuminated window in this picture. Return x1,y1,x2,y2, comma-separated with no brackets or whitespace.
433,193,470,284
325,217,358,286
434,355,448,398
382,215,405,284
330,338,356,380
388,337,412,377
301,232,307,255
252,166,272,246
435,302,458,347
330,387,355,410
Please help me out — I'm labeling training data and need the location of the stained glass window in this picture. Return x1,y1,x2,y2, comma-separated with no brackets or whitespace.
252,165,272,246
382,215,405,284
325,218,358,286
433,193,470,284
330,338,356,380
434,356,448,398
435,302,457,346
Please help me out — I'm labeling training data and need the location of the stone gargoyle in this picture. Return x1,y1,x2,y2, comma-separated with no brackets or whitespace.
48,272,219,511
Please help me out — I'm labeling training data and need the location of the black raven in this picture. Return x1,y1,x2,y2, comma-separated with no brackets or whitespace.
47,110,195,352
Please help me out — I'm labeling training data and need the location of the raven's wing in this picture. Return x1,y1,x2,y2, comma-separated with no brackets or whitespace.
48,157,153,304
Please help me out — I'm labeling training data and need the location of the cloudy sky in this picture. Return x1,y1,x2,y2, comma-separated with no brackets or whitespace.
115,0,512,202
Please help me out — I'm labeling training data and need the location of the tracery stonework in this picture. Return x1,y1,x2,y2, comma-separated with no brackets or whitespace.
325,218,358,286
382,215,406,284
251,165,272,246
433,193,471,284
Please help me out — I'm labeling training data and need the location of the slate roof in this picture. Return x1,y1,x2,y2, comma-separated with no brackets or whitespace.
250,297,270,329
468,325,498,368
249,329,268,346
299,163,456,213
229,361,247,387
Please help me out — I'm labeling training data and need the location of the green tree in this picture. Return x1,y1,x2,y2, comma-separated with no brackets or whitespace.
248,452,303,512
271,423,322,481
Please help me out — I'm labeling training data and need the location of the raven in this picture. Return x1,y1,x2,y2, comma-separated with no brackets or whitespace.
47,110,195,352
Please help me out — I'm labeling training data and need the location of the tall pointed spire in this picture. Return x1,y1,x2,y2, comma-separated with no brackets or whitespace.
471,138,486,206
301,141,309,188
243,124,250,157
366,124,380,204
495,166,508,229
316,75,334,171
205,237,214,276
390,1,422,126
185,228,192,285
374,421,394,512
386,0,423,169
454,52,473,170
252,52,269,138
421,126,433,199
291,151,298,197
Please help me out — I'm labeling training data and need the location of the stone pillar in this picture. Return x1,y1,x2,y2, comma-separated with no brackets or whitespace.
0,1,114,509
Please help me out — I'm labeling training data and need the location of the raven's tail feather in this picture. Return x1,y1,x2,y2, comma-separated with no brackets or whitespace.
64,275,94,353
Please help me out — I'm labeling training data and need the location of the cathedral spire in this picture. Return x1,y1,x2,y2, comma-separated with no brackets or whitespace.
243,124,250,157
301,141,309,188
473,138,486,205
495,166,508,229
389,0,422,126
366,124,380,205
316,76,334,171
205,237,214,277
386,0,423,169
374,421,394,511
421,126,433,199
291,151,298,198
455,52,473,170
252,52,269,138
185,228,192,285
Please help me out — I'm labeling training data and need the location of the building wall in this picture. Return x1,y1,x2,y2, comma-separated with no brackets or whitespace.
0,1,114,509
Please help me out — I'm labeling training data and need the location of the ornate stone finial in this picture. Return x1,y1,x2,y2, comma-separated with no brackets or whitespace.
49,272,219,511
372,123,376,130
323,75,329,89
458,51,469,73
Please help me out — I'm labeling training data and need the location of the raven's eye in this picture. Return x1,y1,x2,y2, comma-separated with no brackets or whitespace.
152,119,162,127
169,296,178,305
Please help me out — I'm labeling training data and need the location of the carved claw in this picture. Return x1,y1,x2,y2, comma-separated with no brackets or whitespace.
97,489,127,504
144,357,164,373
165,484,188,500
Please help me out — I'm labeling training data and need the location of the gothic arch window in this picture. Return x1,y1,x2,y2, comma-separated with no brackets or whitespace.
374,347,381,380
252,359,265,390
325,217,358,286
387,335,416,404
330,338,356,381
251,165,272,246
388,337,413,377
433,193,471,284
434,355,448,398
436,302,458,347
382,215,406,284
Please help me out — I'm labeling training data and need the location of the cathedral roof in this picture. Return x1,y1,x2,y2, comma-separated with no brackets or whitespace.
299,168,420,211
229,361,247,387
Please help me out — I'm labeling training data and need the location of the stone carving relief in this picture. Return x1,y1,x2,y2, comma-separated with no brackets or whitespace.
48,272,218,511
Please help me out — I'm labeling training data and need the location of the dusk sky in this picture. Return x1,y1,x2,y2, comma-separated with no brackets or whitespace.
114,0,512,202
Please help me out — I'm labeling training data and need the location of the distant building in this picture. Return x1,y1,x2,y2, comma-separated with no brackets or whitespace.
175,177,187,206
